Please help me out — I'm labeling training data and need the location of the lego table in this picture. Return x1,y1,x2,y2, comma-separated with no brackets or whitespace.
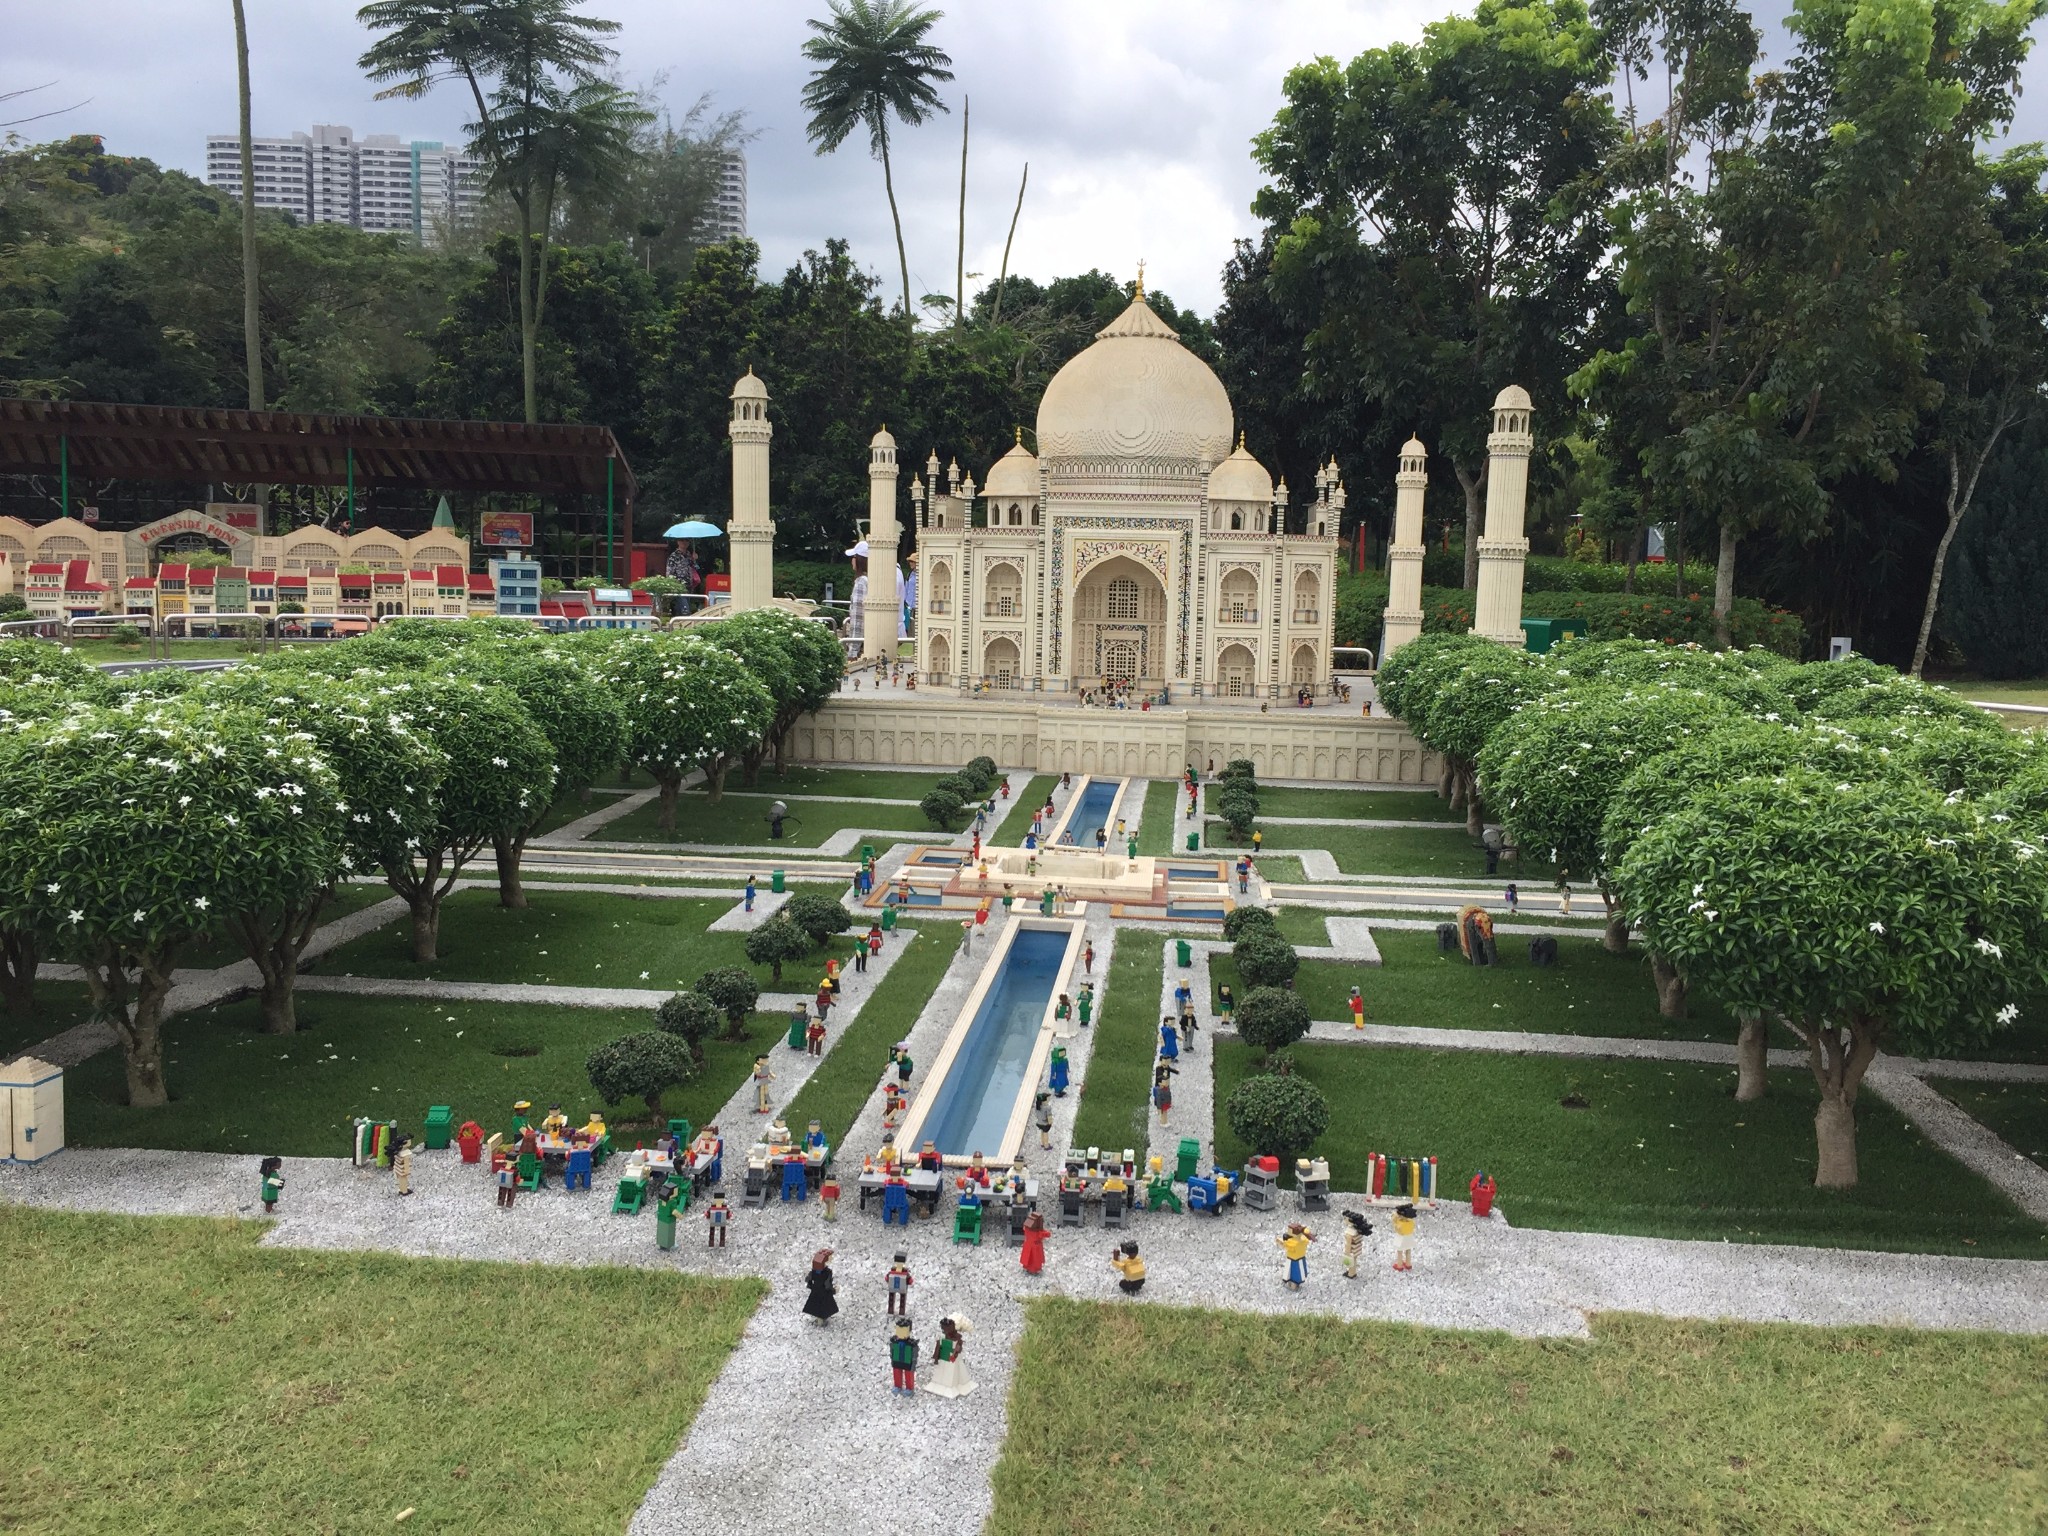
855,1168,946,1216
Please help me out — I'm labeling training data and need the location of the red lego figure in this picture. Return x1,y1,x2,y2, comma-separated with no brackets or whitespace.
1020,1210,1049,1275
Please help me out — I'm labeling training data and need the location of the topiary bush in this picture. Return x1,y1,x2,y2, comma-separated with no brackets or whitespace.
1222,906,1279,942
1215,780,1260,844
921,788,964,830
1233,931,1300,990
783,893,853,948
1226,1069,1330,1177
586,1031,695,1119
695,965,761,1040
1234,986,1311,1054
744,915,814,982
653,990,721,1064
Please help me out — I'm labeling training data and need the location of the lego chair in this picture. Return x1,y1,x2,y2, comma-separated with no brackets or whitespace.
515,1150,544,1194
1008,1199,1032,1245
742,1163,769,1208
952,1202,983,1245
611,1176,647,1215
1059,1186,1084,1228
882,1182,912,1226
1144,1176,1183,1214
780,1158,808,1202
1101,1187,1127,1229
563,1148,593,1191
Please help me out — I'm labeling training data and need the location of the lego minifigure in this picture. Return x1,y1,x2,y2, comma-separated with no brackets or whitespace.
745,875,757,913
788,1004,810,1051
917,1139,943,1174
1020,1210,1049,1275
1049,1046,1070,1097
883,1082,906,1130
1153,1062,1177,1121
966,1150,991,1186
258,1155,284,1213
884,1252,914,1316
768,1116,792,1147
542,1104,568,1137
1349,987,1366,1030
496,1160,516,1209
1392,1202,1417,1271
1217,983,1234,1022
1055,993,1073,1030
895,1045,914,1084
1340,1210,1373,1278
1109,1239,1146,1294
1504,883,1519,916
752,1056,775,1114
1278,1222,1316,1289
1078,987,1094,1028
704,1194,731,1247
819,1173,842,1220
1083,941,1095,974
806,1015,827,1056
926,1316,976,1398
802,1248,839,1324
868,925,884,958
805,1117,828,1151
392,1136,414,1196
1007,1153,1029,1192
1034,1091,1054,1149
656,1182,683,1250
1179,1001,1198,1053
1159,1015,1179,1061
889,1317,919,1396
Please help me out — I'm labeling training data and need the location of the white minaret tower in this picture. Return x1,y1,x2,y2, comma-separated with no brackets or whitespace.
864,426,901,661
727,369,774,611
1470,385,1533,646
1383,436,1429,657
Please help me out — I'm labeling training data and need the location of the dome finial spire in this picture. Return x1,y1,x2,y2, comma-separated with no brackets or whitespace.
1015,425,1023,445
1135,258,1146,301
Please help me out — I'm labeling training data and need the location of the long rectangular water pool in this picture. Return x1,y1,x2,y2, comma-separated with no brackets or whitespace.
918,927,1068,1157
1056,776,1125,847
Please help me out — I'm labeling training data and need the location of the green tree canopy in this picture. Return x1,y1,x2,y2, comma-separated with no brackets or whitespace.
583,631,774,823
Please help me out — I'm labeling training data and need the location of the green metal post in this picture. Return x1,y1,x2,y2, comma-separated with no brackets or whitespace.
606,457,616,582
59,435,68,521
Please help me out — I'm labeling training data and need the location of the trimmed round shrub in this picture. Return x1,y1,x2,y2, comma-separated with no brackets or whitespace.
1222,906,1279,942
1226,1070,1330,1175
782,892,853,947
967,754,998,782
695,965,761,1038
744,915,815,981
1234,987,1311,1054
1233,931,1300,990
921,788,964,830
653,991,721,1062
586,1031,695,1118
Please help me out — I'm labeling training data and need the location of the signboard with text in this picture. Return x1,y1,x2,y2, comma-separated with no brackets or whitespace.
478,512,535,548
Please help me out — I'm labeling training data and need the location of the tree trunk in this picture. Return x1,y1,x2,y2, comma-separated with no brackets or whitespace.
1813,1094,1859,1189
516,208,539,424
1734,1012,1767,1102
880,125,912,323
1649,952,1685,1018
705,763,728,804
232,0,263,412
1447,770,1465,811
992,162,1028,327
658,777,680,833
1437,760,1456,799
1454,461,1486,590
0,928,36,1016
954,95,968,330
409,894,441,964
493,830,527,909
1912,434,2006,679
1602,908,1629,954
1712,524,1738,649
1462,764,1482,837
88,952,175,1109
258,965,299,1035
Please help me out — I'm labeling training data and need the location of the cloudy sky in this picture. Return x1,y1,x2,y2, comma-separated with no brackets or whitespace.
11,1,2048,314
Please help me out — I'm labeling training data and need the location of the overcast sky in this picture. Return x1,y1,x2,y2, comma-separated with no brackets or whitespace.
11,1,2048,315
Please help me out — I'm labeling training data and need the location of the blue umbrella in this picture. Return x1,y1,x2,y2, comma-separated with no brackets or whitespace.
663,520,724,539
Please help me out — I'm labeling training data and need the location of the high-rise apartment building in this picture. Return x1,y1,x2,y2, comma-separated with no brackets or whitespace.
702,151,748,242
205,124,481,246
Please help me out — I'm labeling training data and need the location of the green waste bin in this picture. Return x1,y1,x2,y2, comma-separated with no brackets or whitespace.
1186,831,1199,852
1176,938,1192,967
861,843,876,864
1518,616,1589,654
771,869,786,894
1176,1136,1200,1183
881,905,898,931
668,1118,693,1146
422,1105,454,1150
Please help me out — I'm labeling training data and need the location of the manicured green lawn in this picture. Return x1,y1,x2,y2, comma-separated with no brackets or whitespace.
688,764,953,800
1207,819,1561,880
0,981,100,1059
991,1302,2048,1536
65,638,253,663
1133,779,1179,856
601,792,935,846
1211,1040,2048,1257
175,881,396,972
1930,1078,2048,1166
3,1206,761,1535
783,920,963,1149
1245,855,1308,884
68,991,781,1156
1010,774,1059,829
1243,783,1460,822
1941,677,2048,708
527,785,637,837
1214,930,1739,1043
1071,933,1166,1154
317,888,759,989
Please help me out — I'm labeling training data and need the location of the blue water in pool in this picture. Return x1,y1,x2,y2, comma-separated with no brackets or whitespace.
920,928,1068,1157
1062,777,1123,844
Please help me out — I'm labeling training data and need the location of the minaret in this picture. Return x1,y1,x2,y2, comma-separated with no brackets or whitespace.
1470,385,1533,646
1383,436,1428,657
727,369,774,611
865,426,900,661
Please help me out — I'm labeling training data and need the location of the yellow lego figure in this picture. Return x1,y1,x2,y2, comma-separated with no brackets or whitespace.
1392,1202,1417,1272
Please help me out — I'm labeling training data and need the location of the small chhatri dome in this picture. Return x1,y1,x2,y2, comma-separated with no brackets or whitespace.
1035,295,1234,466
731,367,769,400
1493,383,1532,411
1401,435,1427,456
870,425,898,449
1206,436,1273,504
982,437,1040,499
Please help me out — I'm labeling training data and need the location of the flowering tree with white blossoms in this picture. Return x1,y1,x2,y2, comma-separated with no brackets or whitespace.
0,698,345,1105
200,670,446,1030
1616,773,2048,1187
0,679,94,1018
589,632,774,827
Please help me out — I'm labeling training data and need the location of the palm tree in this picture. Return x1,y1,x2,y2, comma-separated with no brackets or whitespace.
231,0,262,410
357,0,635,423
800,0,953,322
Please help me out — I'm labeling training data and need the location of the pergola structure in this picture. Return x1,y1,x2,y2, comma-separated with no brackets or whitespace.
0,399,639,577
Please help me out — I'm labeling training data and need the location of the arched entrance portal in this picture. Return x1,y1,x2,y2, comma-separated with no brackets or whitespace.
1073,555,1167,691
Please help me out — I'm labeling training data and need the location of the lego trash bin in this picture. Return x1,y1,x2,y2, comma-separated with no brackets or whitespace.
861,843,877,864
456,1121,485,1163
1175,1136,1200,1184
1175,938,1192,968
0,1056,64,1163
1469,1171,1497,1218
1186,831,1199,852
771,869,786,894
423,1105,454,1150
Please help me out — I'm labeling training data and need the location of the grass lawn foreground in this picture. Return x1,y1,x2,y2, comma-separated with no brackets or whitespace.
990,1300,2048,1536
1,1206,761,1534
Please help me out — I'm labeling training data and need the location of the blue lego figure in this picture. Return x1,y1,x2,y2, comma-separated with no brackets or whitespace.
1159,1020,1180,1061
564,1147,593,1191
882,1180,912,1226
781,1157,809,1202
1048,1045,1070,1098
804,1118,828,1151
744,877,757,913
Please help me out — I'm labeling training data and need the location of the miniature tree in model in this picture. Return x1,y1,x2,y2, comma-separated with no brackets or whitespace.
697,964,762,1041
783,892,854,948
1226,1067,1330,1181
1234,987,1311,1056
701,607,845,782
654,990,722,1066
745,915,813,983
586,1030,696,1120
1232,931,1299,990
593,632,774,823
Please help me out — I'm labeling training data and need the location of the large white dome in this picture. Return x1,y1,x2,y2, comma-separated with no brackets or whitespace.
1035,298,1234,465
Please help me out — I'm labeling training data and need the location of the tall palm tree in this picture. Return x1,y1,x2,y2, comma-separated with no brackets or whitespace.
800,0,952,322
231,0,262,410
